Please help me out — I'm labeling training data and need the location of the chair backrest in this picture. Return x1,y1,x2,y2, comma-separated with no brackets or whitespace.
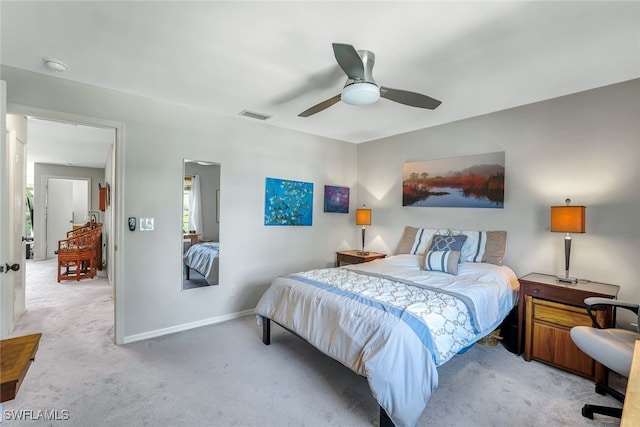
584,297,640,332
66,223,102,238
59,226,102,253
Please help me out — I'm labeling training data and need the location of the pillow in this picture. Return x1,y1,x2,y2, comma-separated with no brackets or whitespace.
423,250,461,275
408,227,453,255
428,234,468,252
482,231,507,265
397,226,507,264
396,226,419,254
459,230,507,264
410,228,436,255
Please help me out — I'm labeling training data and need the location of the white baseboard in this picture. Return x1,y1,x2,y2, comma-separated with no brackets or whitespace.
122,308,255,344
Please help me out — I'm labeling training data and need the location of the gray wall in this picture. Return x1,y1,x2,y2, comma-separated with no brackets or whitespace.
5,63,639,340
357,79,640,327
2,65,358,343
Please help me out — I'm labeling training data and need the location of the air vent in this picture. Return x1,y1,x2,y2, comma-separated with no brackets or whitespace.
238,110,272,121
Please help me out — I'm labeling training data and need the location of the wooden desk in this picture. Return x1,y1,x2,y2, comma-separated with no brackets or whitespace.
517,273,619,354
621,340,640,426
518,273,619,384
0,333,42,402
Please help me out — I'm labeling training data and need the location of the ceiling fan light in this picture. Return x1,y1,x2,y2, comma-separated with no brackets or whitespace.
341,82,380,105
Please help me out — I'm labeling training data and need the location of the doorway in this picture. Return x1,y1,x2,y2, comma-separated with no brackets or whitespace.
45,177,90,259
6,107,122,342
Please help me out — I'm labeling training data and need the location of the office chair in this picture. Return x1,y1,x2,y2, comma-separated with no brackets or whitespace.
570,297,640,420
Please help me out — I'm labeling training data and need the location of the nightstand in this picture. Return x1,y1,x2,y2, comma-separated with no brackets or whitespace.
518,273,619,383
336,250,386,266
183,233,199,246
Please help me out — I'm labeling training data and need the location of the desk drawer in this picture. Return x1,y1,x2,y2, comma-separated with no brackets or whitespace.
525,296,606,380
533,299,592,328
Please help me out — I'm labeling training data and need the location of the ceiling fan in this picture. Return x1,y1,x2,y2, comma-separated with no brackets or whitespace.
298,43,442,117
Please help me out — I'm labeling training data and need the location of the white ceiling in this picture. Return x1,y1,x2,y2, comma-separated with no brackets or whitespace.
2,1,639,167
26,118,115,168
22,118,115,185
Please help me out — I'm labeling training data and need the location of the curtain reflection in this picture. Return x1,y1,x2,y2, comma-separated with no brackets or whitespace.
187,175,203,234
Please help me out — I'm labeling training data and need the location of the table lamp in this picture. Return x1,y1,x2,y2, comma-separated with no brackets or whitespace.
550,198,585,283
356,206,372,255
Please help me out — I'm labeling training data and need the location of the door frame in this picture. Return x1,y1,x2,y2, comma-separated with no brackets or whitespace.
1,109,28,337
1,81,8,337
8,103,126,345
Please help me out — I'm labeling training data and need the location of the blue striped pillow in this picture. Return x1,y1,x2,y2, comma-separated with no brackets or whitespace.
423,250,461,275
459,230,507,264
460,231,486,263
409,228,441,255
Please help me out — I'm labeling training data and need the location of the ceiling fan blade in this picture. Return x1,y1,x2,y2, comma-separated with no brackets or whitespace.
332,43,365,80
298,94,342,117
380,86,442,110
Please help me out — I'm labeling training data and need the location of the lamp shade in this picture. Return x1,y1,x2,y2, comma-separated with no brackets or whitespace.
356,208,372,226
550,206,586,233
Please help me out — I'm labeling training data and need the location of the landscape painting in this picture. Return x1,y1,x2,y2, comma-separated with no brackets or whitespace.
403,152,505,208
264,177,314,226
324,185,350,213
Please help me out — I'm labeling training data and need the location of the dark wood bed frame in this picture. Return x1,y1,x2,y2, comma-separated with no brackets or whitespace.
260,315,395,427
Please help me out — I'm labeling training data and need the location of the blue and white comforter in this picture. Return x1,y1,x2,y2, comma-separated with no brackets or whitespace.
255,254,519,427
183,242,220,285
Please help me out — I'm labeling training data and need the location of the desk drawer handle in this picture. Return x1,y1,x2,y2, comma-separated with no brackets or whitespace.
532,288,539,294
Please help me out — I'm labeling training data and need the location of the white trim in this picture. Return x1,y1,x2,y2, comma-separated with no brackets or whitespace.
122,309,255,344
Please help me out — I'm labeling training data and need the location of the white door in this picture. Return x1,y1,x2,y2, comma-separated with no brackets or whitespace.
0,81,10,337
0,84,28,338
45,178,89,259
45,179,75,259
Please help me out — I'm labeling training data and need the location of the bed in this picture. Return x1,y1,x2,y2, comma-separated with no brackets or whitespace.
183,242,220,285
255,227,519,427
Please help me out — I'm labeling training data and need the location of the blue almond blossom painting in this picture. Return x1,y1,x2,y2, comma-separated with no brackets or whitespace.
264,178,314,226
324,185,350,213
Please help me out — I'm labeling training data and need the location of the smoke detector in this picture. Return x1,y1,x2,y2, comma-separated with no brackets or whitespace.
44,59,67,72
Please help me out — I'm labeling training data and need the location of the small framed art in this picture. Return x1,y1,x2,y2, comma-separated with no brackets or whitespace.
324,185,349,213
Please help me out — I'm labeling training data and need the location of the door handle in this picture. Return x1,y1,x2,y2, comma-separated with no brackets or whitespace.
2,263,20,273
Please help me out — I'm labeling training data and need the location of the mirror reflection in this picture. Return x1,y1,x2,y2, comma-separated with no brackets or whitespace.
182,159,221,290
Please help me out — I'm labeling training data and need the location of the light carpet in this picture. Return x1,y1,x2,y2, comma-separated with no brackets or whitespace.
2,259,623,426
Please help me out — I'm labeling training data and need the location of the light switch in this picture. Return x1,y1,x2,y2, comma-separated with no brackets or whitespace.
139,218,154,231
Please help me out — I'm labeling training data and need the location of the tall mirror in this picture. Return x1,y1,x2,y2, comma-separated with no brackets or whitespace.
182,159,221,290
